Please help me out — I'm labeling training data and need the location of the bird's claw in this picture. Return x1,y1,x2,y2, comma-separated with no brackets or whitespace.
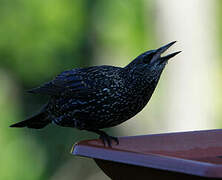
89,129,119,147
99,134,119,147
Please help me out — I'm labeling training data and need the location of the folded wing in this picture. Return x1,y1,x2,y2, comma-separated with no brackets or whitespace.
27,70,93,96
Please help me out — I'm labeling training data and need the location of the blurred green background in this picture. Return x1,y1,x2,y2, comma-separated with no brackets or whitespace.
1,0,222,179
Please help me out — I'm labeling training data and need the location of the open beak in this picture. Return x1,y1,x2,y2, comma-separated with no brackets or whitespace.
153,41,181,64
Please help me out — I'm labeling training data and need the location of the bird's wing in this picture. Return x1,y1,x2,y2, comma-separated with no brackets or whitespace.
27,70,93,96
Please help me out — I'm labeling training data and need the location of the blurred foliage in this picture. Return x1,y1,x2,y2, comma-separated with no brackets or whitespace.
0,0,92,86
0,0,155,179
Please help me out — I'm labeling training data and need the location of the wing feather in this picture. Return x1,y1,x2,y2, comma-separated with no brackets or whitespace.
27,70,92,96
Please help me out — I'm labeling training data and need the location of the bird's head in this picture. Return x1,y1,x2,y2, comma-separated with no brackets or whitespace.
125,41,181,81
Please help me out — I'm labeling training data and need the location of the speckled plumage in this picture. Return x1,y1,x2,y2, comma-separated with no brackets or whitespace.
10,41,180,146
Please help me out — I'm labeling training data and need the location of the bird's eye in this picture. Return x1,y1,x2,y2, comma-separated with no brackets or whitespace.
143,52,155,63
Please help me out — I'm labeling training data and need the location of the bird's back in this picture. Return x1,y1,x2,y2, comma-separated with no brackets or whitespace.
38,65,129,129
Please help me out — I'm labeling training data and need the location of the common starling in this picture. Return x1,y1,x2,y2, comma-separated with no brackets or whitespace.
10,41,180,147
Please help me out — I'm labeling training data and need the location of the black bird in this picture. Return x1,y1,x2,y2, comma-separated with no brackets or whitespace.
10,41,180,147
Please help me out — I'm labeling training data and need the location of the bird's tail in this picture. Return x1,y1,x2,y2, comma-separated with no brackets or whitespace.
10,111,50,129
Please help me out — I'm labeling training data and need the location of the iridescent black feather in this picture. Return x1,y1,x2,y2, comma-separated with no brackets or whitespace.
10,42,180,147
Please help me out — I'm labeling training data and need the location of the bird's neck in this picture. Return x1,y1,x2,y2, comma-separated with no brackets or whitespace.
122,67,156,94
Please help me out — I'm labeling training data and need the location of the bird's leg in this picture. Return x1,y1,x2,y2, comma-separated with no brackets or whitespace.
89,129,119,147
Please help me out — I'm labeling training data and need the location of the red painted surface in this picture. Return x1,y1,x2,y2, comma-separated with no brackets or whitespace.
72,129,222,179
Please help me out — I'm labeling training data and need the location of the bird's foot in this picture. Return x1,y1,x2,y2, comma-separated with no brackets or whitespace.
99,133,119,147
90,130,119,147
